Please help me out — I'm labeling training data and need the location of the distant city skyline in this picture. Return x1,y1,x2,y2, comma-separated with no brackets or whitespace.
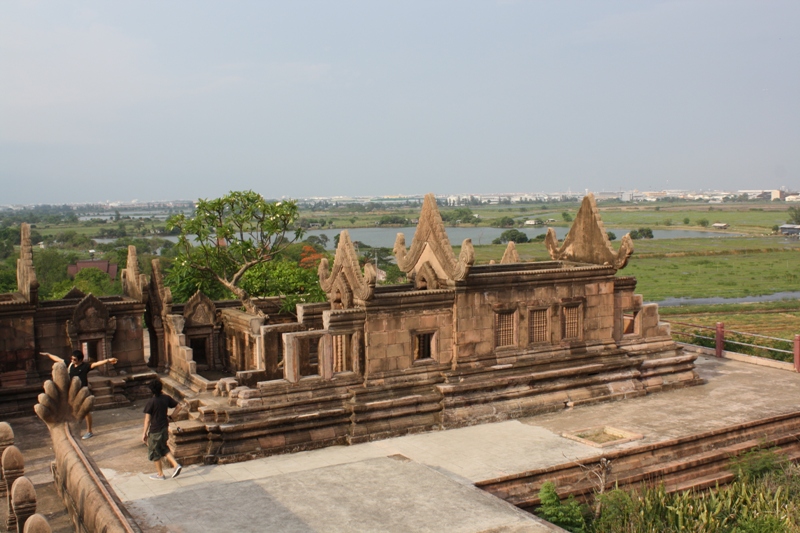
2,1,799,204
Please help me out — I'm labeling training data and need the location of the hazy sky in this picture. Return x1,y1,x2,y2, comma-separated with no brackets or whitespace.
1,1,798,204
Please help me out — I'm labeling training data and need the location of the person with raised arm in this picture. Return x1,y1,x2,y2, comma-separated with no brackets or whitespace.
41,349,118,439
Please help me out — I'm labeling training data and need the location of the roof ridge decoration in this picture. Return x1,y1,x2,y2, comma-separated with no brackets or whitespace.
62,287,87,299
150,258,173,317
318,230,375,309
500,242,521,264
544,193,634,269
393,193,474,285
16,223,39,304
121,245,148,304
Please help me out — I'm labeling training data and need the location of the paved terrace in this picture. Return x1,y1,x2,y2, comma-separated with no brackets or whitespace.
7,353,800,532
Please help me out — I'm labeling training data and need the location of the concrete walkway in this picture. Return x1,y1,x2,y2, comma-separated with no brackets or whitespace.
8,353,800,532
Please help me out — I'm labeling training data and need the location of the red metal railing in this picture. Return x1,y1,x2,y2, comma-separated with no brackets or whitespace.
666,320,800,373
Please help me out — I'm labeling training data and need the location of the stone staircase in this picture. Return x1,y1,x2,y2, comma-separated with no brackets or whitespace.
88,376,131,410
476,411,800,512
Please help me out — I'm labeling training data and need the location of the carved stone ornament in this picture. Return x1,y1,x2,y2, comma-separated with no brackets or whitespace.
184,291,217,327
500,241,521,264
545,193,634,269
121,245,148,304
318,230,375,309
3,445,24,532
34,362,94,428
70,294,114,335
16,223,39,303
11,476,37,532
393,193,474,285
22,513,52,533
150,258,173,317
0,422,14,498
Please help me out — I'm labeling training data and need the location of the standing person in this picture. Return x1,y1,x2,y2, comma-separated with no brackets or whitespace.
41,350,118,439
142,379,183,480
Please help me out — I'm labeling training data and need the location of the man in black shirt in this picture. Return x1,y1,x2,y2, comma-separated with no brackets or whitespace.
41,350,118,439
142,379,183,480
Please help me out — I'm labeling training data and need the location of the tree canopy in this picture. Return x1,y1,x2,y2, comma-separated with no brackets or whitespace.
167,190,303,314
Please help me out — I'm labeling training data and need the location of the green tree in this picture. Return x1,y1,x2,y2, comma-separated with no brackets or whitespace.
535,482,587,533
683,217,690,225
788,206,800,224
167,190,302,314
562,212,573,222
497,229,529,244
33,249,80,299
606,231,617,241
697,218,710,227
52,267,121,298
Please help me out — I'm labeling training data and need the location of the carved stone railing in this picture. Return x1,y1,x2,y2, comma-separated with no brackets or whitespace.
0,421,52,533
34,363,142,533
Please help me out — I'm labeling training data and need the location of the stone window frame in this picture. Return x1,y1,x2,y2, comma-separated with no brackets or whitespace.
493,307,518,349
412,329,438,364
560,298,585,342
527,306,551,345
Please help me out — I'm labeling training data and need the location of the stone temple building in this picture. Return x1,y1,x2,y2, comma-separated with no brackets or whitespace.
0,193,701,466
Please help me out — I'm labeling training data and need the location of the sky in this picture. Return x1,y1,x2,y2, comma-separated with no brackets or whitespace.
1,1,799,204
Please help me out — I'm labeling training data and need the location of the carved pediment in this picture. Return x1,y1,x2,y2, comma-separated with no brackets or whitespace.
184,291,217,327
545,193,634,270
393,193,474,286
500,242,521,264
318,230,375,309
63,287,87,299
68,294,116,337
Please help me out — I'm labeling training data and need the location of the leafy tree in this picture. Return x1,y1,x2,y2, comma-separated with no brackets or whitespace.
33,249,80,299
606,231,616,241
788,206,800,224
629,227,654,240
239,259,326,313
683,217,690,225
562,212,573,222
697,218,710,227
52,267,121,298
494,216,516,227
0,256,17,293
167,190,302,314
497,229,529,244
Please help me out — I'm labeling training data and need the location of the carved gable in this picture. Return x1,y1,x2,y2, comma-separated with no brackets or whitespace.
184,291,217,327
393,193,474,286
545,193,634,269
318,230,375,309
62,287,87,299
70,295,112,334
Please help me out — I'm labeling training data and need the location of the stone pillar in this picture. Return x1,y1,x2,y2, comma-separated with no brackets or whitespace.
11,476,36,533
2,445,24,532
0,422,14,498
319,335,333,380
794,334,800,373
715,322,724,358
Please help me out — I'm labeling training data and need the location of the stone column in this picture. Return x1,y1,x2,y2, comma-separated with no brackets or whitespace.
11,476,37,533
2,445,24,532
0,422,14,498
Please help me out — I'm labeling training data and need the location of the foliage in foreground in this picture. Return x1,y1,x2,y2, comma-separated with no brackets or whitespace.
536,452,800,533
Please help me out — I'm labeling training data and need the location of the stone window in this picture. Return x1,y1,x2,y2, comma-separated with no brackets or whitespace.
300,337,320,377
495,311,516,348
562,304,582,341
528,308,550,344
414,332,436,361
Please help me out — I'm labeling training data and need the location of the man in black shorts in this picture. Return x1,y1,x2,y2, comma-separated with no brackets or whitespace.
41,350,118,439
142,379,183,480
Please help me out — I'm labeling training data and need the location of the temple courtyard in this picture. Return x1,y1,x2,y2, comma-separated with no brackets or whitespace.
6,351,800,532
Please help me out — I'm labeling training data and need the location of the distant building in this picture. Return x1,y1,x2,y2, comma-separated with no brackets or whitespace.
711,223,729,229
779,224,800,235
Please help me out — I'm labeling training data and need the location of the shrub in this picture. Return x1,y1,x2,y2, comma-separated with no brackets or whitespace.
535,482,587,533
